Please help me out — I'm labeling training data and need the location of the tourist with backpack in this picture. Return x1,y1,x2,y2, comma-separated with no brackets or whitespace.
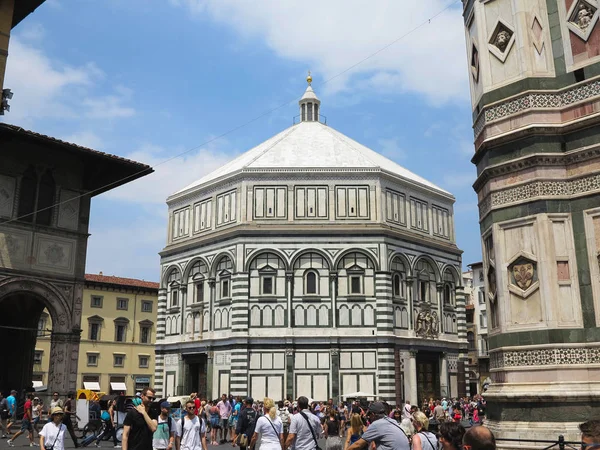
411,412,438,450
153,402,176,450
177,400,207,450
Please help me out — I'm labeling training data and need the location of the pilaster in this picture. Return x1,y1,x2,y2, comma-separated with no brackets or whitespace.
156,288,167,340
206,350,214,400
286,348,294,400
154,353,165,396
229,347,248,396
331,348,340,401
375,272,393,333
376,347,395,403
231,273,249,332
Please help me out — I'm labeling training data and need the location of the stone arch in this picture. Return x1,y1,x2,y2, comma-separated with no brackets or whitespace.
182,256,211,283
334,248,380,271
244,248,290,272
0,277,73,332
388,252,412,277
290,248,333,270
441,264,462,286
162,265,183,288
210,252,236,277
411,255,441,282
0,276,79,396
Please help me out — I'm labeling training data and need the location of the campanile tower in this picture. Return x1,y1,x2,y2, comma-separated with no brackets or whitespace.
463,0,600,441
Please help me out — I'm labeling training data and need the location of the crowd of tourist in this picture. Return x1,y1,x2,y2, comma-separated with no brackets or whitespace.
2,387,599,450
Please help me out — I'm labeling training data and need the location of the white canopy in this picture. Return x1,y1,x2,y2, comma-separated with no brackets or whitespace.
32,381,43,388
342,391,375,399
83,382,101,391
110,382,127,392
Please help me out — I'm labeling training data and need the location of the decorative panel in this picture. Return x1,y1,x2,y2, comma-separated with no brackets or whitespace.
57,189,80,230
0,174,16,218
216,190,236,226
172,207,190,240
385,189,406,226
33,234,76,274
336,186,369,219
254,186,287,219
432,205,450,239
0,229,31,268
193,199,212,233
295,186,328,219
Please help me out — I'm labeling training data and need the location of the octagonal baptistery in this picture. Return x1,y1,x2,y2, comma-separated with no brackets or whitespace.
155,80,468,405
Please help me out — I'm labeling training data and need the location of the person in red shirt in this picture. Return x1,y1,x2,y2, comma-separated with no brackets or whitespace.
7,394,34,447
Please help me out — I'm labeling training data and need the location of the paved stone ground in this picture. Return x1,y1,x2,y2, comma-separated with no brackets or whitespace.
1,431,333,449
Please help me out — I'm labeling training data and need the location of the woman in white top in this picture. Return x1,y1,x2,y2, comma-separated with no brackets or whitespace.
32,398,43,437
411,412,438,450
40,407,67,450
249,398,283,450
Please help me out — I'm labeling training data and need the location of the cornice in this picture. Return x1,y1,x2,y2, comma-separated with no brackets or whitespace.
473,144,600,192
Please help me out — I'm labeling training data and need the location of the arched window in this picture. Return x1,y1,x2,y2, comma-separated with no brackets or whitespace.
249,252,284,298
215,256,233,300
18,166,37,223
467,331,475,350
36,170,55,226
166,269,181,308
189,260,207,304
305,271,317,295
415,259,436,302
338,252,374,297
391,256,407,299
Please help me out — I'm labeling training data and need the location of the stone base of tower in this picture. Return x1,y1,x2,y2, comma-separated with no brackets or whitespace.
484,378,600,447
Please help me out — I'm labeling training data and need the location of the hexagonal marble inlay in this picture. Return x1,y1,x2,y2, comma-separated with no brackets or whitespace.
507,253,539,299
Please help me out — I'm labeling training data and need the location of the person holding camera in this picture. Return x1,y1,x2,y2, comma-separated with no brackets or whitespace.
40,407,68,450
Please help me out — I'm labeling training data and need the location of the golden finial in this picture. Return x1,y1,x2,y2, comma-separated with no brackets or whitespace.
306,70,312,86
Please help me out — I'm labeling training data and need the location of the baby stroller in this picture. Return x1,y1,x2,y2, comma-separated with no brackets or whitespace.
79,418,106,447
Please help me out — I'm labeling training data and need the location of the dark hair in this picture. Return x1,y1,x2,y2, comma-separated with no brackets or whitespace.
297,396,309,410
463,426,496,450
142,387,155,397
580,420,600,441
439,422,466,450
278,400,284,408
186,400,195,408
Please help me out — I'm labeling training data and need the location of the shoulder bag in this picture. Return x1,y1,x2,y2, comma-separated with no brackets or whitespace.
299,412,322,450
419,431,439,450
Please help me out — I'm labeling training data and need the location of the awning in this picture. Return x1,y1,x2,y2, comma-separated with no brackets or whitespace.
110,382,127,392
32,381,43,388
83,382,101,391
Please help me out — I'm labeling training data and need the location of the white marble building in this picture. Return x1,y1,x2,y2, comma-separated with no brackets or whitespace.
155,79,468,404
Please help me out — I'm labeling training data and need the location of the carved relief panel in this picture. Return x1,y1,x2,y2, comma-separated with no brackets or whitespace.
560,0,600,70
497,218,545,329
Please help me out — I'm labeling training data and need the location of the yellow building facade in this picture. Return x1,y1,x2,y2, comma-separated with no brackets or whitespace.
34,274,158,394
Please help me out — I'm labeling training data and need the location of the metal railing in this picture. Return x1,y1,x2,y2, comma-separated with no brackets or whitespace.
496,435,579,450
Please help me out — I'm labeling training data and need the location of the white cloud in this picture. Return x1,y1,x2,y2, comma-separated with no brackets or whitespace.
63,131,104,149
377,137,406,160
16,22,46,42
1,38,134,123
171,0,469,104
105,141,236,204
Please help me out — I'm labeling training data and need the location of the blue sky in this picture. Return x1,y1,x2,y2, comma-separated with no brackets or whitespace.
3,0,480,282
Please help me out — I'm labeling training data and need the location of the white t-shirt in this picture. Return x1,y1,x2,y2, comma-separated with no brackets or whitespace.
177,416,206,450
255,416,282,450
153,416,175,449
40,422,67,450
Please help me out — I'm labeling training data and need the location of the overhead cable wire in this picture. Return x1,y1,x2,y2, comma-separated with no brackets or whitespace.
1,0,460,225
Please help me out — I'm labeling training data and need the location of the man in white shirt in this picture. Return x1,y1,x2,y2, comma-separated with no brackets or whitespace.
177,401,207,450
285,397,321,450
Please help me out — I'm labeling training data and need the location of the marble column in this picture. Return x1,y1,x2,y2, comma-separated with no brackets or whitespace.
286,272,293,328
48,330,81,396
330,272,338,327
406,277,415,330
436,282,444,333
331,348,340,401
208,278,216,331
206,350,214,400
286,348,294,400
405,351,418,405
440,353,448,398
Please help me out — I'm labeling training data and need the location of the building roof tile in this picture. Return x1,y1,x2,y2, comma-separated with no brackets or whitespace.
85,274,159,290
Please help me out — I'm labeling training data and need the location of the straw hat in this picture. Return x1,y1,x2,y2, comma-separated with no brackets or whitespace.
50,407,64,416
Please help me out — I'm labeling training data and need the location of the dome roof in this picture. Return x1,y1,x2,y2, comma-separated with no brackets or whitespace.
173,120,450,198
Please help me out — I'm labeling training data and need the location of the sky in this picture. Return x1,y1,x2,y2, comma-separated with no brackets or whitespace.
2,0,480,282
